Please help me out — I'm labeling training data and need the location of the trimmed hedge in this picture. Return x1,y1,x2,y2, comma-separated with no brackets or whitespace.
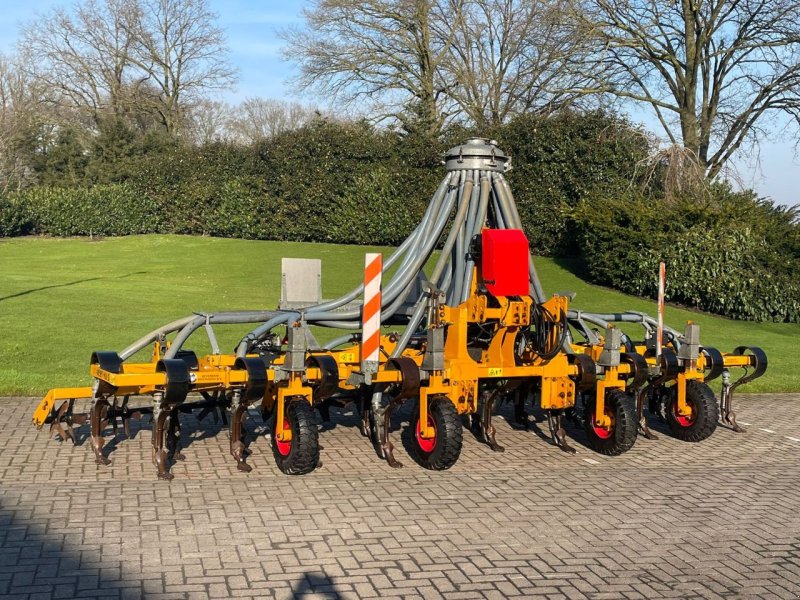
573,190,800,322
1,111,648,251
0,195,34,236
4,184,162,237
495,111,649,255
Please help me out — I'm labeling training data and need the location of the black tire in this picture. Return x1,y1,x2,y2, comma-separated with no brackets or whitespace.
583,389,637,456
665,380,718,442
409,396,463,470
271,399,319,474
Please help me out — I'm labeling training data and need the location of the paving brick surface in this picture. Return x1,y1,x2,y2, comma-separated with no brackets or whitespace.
1,394,799,599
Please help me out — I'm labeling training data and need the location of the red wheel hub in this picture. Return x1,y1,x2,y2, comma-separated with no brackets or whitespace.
592,423,613,439
275,419,292,456
592,406,615,440
415,415,437,453
674,400,696,427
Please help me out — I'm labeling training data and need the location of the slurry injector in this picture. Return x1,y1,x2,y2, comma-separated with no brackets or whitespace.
33,139,767,479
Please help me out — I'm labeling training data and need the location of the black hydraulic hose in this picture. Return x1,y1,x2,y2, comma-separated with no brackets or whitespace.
531,302,568,361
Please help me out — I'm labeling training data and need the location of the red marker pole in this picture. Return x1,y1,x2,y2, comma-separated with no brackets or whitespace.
656,261,665,359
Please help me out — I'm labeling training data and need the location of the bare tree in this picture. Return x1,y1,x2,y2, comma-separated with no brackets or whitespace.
22,0,236,135
183,98,231,144
21,0,140,121
227,98,317,144
283,0,463,137
575,0,800,178
0,53,39,192
444,0,590,129
127,0,237,133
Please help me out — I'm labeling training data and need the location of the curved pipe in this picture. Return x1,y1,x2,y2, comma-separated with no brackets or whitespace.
492,172,545,304
125,311,281,361
391,173,475,356
233,171,460,356
163,311,286,359
309,171,454,314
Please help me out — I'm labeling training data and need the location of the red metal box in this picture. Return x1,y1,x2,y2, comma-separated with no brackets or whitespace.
481,229,530,297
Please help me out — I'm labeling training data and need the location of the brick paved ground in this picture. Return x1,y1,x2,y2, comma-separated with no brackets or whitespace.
0,394,799,599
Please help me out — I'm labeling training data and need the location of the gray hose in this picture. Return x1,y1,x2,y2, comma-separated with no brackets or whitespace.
236,312,297,357
391,173,474,357
307,170,460,324
463,170,481,247
159,311,285,360
450,173,471,304
381,171,472,332
440,260,453,296
460,172,481,299
121,310,280,360
389,296,427,358
322,334,356,351
569,310,680,338
460,175,492,303
384,171,451,279
120,315,196,360
302,171,456,315
233,171,459,356
493,173,546,304
380,172,460,306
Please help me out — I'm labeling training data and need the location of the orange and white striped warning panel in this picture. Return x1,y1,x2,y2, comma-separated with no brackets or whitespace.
361,253,383,372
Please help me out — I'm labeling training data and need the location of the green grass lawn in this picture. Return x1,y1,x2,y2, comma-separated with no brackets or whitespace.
1,234,795,395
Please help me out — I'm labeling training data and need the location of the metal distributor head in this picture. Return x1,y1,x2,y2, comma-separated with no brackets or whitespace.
443,138,511,173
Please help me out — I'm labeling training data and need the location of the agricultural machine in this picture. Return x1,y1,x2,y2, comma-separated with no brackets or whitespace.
32,139,767,479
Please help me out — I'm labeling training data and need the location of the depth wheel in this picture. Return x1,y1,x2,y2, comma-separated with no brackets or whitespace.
583,389,637,456
271,400,319,475
665,381,718,442
409,396,463,470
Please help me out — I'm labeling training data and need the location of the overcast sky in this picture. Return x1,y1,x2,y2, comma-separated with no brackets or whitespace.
1,0,798,207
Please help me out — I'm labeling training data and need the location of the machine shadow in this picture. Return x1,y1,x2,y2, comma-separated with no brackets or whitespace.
0,271,149,303
53,394,377,468
54,390,685,470
292,570,346,598
0,496,139,598
0,492,349,598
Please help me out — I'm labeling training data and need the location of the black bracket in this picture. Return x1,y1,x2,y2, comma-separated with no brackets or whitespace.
701,347,725,382
569,354,597,392
621,351,648,391
234,356,268,403
156,359,191,407
306,354,339,402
